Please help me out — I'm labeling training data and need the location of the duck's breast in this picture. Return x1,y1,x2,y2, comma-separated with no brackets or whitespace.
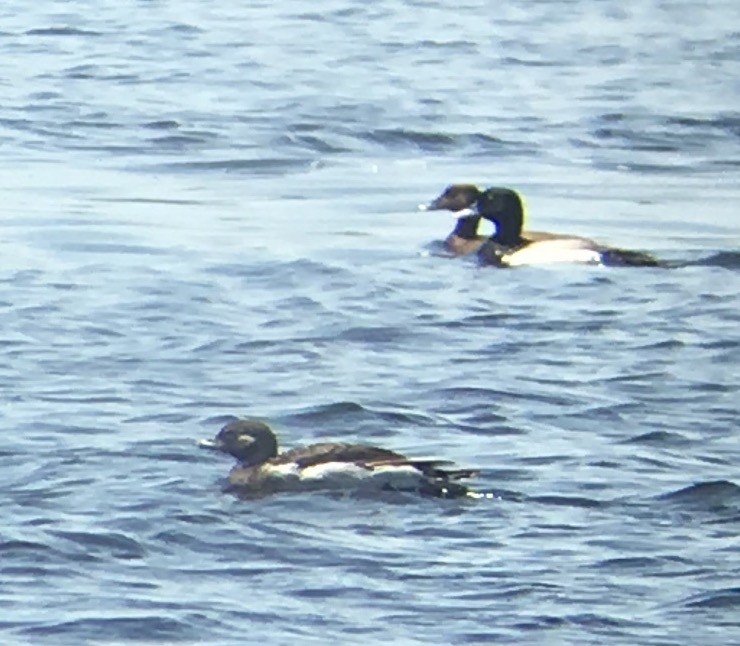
445,234,487,256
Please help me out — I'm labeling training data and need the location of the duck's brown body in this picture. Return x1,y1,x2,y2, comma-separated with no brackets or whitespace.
444,231,487,256
199,419,478,498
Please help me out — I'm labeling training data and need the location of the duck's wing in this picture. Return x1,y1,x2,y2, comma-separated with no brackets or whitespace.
522,230,562,243
363,458,478,481
276,443,407,469
273,445,478,482
522,230,596,243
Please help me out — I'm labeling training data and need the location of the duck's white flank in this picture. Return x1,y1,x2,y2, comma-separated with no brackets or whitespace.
262,461,426,489
503,239,602,266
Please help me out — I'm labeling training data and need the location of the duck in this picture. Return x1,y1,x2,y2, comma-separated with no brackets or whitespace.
420,184,662,267
420,185,555,257
198,418,478,498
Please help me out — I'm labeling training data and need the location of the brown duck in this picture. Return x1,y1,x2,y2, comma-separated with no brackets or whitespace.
199,419,478,498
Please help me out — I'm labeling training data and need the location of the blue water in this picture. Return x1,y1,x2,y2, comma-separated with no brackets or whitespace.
1,0,739,644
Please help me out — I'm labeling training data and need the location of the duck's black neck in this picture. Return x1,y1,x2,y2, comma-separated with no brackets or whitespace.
451,215,481,240
491,216,523,246
477,190,525,247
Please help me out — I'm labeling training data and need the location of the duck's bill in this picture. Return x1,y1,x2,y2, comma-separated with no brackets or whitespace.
198,438,221,451
418,197,445,211
418,200,477,218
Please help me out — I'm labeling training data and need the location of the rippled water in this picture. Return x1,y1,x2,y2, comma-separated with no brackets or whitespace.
1,0,739,644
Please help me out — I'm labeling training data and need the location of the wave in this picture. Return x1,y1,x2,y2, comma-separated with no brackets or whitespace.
684,587,740,609
25,27,102,37
658,480,740,508
680,251,740,269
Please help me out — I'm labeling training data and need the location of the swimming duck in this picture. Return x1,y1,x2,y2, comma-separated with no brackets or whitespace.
420,185,554,257
420,184,662,267
198,419,477,498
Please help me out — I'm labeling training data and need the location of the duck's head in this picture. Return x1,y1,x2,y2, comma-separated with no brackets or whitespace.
476,188,525,245
419,185,525,245
475,187,523,220
418,184,482,215
198,419,278,465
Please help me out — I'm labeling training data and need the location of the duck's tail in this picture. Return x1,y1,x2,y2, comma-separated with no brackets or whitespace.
601,247,666,267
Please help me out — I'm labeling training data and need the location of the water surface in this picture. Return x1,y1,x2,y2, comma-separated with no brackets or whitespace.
1,0,738,644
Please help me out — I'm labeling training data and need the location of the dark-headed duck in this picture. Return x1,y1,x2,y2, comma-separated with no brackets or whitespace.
199,419,478,498
420,184,662,267
419,184,554,256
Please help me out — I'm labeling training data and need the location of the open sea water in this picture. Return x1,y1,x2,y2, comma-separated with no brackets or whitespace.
1,0,739,644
